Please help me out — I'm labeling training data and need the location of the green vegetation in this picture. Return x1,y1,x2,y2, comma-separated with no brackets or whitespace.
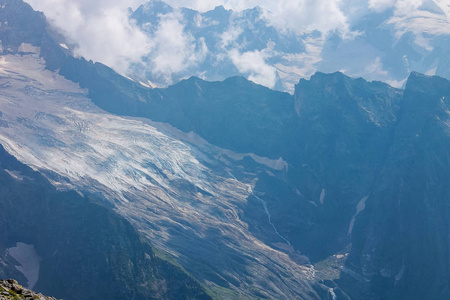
152,245,184,270
7,289,24,300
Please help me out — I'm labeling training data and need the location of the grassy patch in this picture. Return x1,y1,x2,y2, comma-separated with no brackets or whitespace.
7,289,25,300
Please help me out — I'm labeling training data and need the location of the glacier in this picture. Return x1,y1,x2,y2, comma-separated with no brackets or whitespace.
0,52,318,298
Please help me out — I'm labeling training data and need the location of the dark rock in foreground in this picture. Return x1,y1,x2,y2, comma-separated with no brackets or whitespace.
0,279,58,300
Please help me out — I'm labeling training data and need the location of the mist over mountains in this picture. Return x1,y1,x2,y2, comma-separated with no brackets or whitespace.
25,0,450,92
0,0,449,299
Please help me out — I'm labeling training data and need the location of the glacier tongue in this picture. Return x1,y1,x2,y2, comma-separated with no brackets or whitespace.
0,54,316,299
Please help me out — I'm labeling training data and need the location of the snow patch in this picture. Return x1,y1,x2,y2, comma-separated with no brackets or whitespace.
5,169,24,180
145,80,159,88
138,79,159,88
395,265,405,281
7,243,41,289
139,81,151,88
329,288,337,300
319,188,325,205
134,118,288,171
348,195,369,235
265,170,275,177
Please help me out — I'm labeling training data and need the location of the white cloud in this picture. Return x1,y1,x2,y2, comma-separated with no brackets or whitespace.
24,0,450,91
274,35,325,92
25,0,153,74
164,0,351,35
367,0,450,50
391,1,450,50
146,11,208,84
24,0,357,86
219,25,243,50
229,48,278,88
368,0,425,12
261,0,350,35
25,0,209,84
395,0,424,13
21,0,364,90
364,57,389,77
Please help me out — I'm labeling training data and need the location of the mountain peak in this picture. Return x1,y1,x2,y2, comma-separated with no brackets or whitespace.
203,4,232,19
405,71,450,93
212,5,226,12
308,71,347,82
400,71,450,130
294,70,402,127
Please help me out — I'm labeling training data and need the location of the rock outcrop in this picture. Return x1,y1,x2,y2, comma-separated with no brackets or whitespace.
0,279,57,300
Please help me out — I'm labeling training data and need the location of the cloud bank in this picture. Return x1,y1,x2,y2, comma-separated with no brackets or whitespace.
26,0,154,74
25,0,352,73
24,0,450,91
144,11,208,84
165,0,352,35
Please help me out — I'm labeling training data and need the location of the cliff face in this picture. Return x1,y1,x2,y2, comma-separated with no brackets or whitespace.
339,73,450,299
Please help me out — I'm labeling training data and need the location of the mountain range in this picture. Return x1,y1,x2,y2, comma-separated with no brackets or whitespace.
126,0,450,92
0,0,449,299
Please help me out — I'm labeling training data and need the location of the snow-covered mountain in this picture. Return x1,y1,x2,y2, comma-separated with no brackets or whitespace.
0,49,327,299
22,0,450,92
129,2,314,92
126,0,450,92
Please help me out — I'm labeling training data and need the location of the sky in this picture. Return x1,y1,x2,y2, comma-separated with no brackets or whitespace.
24,0,450,90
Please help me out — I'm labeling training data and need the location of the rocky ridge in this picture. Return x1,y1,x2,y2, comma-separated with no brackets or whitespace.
0,279,57,300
